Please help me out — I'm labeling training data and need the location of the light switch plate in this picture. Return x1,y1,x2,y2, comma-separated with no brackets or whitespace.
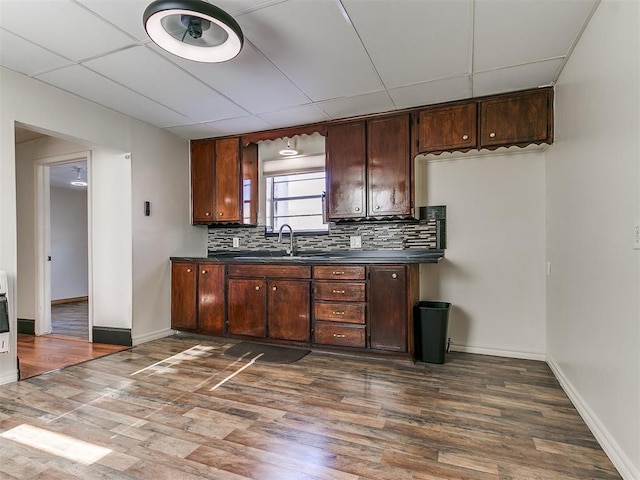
634,222,640,249
350,236,362,249
232,237,240,248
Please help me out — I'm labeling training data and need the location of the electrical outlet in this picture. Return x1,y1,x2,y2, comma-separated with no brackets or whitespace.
350,235,362,249
232,237,240,248
634,222,640,250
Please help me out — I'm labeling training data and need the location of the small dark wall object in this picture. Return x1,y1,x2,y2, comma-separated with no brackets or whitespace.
414,301,451,364
144,201,151,216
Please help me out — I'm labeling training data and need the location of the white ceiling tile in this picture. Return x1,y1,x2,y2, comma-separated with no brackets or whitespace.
82,46,248,123
258,104,330,130
343,0,472,88
0,29,71,76
474,0,598,71
237,0,383,101
472,59,564,97
194,116,274,137
149,42,311,115
316,91,396,120
36,64,191,128
0,0,136,61
165,124,225,140
75,0,151,42
389,75,472,109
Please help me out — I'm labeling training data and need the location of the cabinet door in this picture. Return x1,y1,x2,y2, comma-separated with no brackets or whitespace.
325,122,366,220
191,140,215,223
367,114,411,217
479,88,553,148
268,280,310,342
198,263,225,335
227,278,266,337
214,137,241,222
369,265,407,352
242,142,258,226
414,103,477,154
171,262,197,330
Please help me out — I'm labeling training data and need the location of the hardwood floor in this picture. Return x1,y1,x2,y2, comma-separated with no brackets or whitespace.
51,300,89,340
17,334,129,380
0,335,621,479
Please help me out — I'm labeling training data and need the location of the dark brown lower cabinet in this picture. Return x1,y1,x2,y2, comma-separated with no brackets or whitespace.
267,280,310,342
369,265,409,352
227,278,267,337
197,263,225,334
171,261,197,330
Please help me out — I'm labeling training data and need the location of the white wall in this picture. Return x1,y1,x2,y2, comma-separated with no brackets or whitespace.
545,1,640,478
0,66,205,383
417,148,547,359
51,185,88,300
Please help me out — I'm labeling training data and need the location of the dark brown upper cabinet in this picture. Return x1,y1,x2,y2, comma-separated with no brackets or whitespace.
325,114,412,221
191,137,258,225
413,102,477,155
479,87,554,149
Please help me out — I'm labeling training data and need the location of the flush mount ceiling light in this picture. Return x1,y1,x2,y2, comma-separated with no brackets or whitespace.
70,166,87,187
279,139,299,156
143,0,244,63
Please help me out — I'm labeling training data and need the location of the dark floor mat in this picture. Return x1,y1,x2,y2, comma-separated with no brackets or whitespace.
224,342,310,364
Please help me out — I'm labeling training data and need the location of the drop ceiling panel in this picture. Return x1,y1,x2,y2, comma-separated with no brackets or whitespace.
343,0,472,88
149,42,311,115
317,91,396,120
0,29,70,76
474,0,598,71
0,0,136,61
82,46,247,123
191,115,274,138
257,104,330,130
389,75,472,109
472,58,565,97
36,64,191,128
237,1,383,101
75,0,151,42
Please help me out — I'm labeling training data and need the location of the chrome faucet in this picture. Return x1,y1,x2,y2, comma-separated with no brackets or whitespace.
278,224,295,256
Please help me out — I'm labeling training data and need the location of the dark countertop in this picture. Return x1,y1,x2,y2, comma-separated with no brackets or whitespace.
171,249,444,264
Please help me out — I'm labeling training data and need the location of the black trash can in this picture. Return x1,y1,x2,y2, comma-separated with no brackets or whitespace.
414,301,451,364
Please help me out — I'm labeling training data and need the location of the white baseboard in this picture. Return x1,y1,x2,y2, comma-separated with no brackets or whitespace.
0,368,18,385
449,343,546,361
132,328,173,346
547,354,637,480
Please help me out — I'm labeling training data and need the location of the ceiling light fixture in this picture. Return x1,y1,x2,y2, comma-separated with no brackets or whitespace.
279,139,299,156
143,0,244,63
70,167,87,187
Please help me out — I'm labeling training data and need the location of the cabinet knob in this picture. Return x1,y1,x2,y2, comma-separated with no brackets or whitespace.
333,334,346,338
391,273,397,279
332,290,345,294
489,132,496,138
374,205,381,210
255,285,260,291
205,212,210,216
219,212,224,216
354,207,361,212
272,286,277,291
201,270,207,274
186,268,192,273
462,134,469,140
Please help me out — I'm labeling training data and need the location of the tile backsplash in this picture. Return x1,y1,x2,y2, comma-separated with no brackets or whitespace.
208,207,446,253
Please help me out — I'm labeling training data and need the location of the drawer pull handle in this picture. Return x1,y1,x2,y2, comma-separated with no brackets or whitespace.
332,311,345,315
333,334,346,338
332,290,345,294
254,285,260,291
332,271,345,275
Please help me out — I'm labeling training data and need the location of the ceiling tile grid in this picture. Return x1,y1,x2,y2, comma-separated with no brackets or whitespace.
0,0,600,139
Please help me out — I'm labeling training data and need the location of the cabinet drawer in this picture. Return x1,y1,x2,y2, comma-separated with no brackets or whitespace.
227,264,311,279
314,302,365,324
314,282,365,302
313,265,365,280
314,322,365,348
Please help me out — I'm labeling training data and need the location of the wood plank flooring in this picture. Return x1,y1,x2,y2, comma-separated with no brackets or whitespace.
51,300,89,340
17,334,129,380
0,335,621,479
